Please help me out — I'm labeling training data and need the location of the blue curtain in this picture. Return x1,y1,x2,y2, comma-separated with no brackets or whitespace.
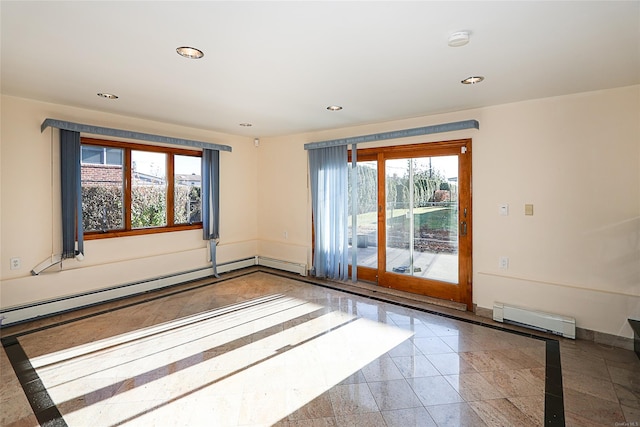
309,145,349,280
202,149,220,277
60,129,84,259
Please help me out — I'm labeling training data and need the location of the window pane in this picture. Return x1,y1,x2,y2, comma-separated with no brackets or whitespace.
348,160,378,269
385,156,458,283
81,146,124,231
131,151,167,228
174,155,201,224
81,146,104,164
106,148,123,165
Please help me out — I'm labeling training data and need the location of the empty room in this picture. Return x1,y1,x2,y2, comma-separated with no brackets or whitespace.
1,1,639,426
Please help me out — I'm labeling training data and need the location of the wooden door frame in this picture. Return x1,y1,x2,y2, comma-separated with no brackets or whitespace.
349,139,473,310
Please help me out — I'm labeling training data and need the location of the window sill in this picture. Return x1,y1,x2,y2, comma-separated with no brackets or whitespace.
84,223,202,240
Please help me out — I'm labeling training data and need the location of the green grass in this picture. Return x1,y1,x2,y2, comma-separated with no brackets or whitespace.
349,207,451,227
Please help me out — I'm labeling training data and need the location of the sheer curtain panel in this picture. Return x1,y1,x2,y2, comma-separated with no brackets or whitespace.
309,145,349,280
60,129,84,259
202,149,220,277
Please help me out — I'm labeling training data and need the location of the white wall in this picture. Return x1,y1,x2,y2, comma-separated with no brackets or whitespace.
1,95,258,308
258,85,640,339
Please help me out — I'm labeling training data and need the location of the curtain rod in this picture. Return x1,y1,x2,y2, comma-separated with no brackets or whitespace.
304,119,478,150
41,118,232,152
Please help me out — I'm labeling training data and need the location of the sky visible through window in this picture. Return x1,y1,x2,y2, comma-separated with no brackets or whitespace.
131,152,201,179
385,155,458,181
175,155,201,176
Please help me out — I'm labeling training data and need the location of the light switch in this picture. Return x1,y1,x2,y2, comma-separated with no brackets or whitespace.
525,204,534,216
499,204,509,216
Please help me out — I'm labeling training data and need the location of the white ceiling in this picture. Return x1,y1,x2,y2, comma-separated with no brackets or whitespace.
2,1,639,138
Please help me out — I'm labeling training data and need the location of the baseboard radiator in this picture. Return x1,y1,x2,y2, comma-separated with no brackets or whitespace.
1,256,307,327
493,302,576,339
257,256,307,276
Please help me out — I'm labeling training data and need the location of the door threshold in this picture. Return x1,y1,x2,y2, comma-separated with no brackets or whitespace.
328,279,468,312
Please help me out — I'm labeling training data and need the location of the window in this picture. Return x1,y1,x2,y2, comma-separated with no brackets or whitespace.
80,138,202,239
131,150,167,228
81,145,123,165
174,155,202,224
81,145,125,232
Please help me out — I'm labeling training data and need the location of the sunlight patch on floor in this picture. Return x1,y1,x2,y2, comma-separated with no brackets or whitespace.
27,295,413,426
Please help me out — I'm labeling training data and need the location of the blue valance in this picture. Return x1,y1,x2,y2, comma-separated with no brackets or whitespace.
305,120,478,150
41,118,232,152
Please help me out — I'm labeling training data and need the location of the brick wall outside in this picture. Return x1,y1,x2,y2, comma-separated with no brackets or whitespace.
82,164,123,186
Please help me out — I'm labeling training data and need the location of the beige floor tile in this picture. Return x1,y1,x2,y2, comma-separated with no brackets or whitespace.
273,417,338,427
382,406,437,427
609,364,640,393
367,379,422,411
386,338,422,358
468,398,537,427
479,368,544,398
407,376,464,406
563,387,626,425
413,336,455,355
622,404,640,424
337,370,367,386
508,394,545,425
498,347,545,369
560,345,613,381
563,369,620,402
458,349,523,372
426,352,478,376
426,402,488,427
283,391,335,421
328,383,379,417
444,372,506,402
335,411,387,427
615,382,640,409
360,355,404,382
391,354,440,378
2,270,636,427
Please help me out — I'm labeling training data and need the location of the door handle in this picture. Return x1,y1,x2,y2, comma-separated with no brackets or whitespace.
460,221,467,236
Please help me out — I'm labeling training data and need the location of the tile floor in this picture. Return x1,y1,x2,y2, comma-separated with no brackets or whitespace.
1,268,638,426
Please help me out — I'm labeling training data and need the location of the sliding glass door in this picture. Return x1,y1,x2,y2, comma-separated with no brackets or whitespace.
385,156,458,283
349,140,472,309
348,160,378,280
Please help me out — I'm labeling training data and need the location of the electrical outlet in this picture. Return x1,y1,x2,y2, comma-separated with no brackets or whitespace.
10,257,21,270
499,256,509,270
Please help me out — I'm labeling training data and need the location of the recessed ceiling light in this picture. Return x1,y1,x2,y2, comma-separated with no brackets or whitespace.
239,123,253,127
448,31,470,47
176,46,204,59
97,93,118,99
326,105,343,111
461,76,484,84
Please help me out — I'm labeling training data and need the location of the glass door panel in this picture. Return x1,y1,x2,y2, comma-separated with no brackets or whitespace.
348,160,378,269
385,156,459,283
345,139,471,308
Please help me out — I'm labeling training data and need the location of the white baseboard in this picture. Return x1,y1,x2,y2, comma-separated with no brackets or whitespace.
0,266,214,327
0,256,307,327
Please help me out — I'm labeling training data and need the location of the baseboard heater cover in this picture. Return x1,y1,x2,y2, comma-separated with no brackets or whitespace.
1,256,307,327
257,256,307,276
493,302,576,339
0,266,214,327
